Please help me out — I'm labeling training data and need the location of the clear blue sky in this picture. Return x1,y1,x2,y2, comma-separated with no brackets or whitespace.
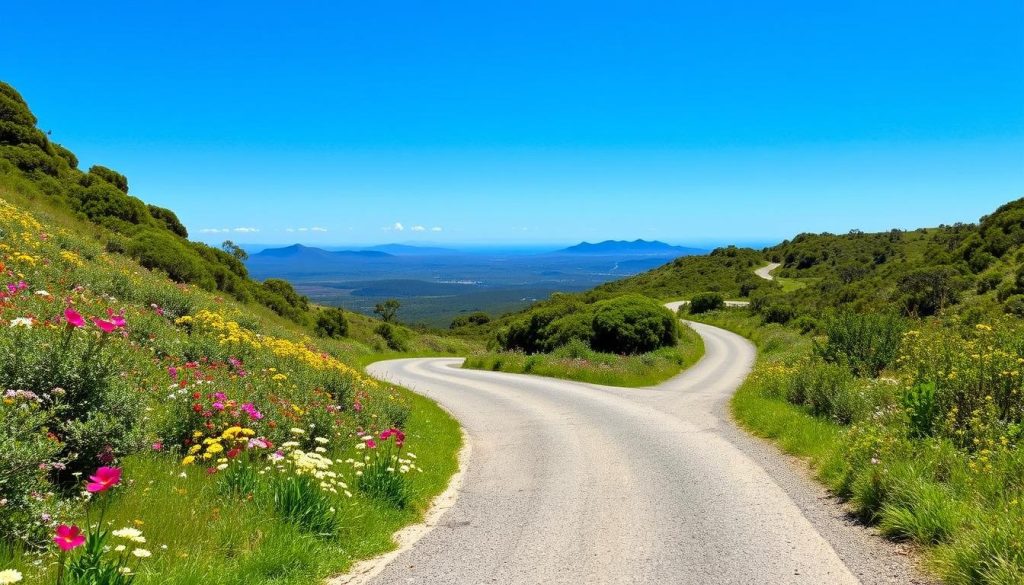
3,1,1023,247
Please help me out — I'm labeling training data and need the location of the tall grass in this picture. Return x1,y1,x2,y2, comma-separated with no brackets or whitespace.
696,309,1024,584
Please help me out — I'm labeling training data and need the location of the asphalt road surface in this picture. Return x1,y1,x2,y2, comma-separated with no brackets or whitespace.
364,319,926,584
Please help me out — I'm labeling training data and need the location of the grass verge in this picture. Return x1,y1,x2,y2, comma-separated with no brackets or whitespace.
462,324,705,387
693,309,1024,585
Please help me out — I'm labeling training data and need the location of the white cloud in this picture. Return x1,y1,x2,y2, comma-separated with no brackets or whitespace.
285,228,295,233
410,225,426,232
233,227,260,233
199,228,230,234
430,226,443,232
392,222,405,231
297,227,309,232
310,227,328,232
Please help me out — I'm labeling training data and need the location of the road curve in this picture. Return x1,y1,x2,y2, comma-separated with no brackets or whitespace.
755,262,782,281
364,321,873,584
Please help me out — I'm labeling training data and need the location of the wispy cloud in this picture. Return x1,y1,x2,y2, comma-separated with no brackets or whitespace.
233,227,259,233
410,225,426,232
384,222,405,232
284,226,328,233
430,226,443,232
199,228,230,234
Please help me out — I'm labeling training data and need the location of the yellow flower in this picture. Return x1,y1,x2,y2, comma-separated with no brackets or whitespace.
181,455,196,465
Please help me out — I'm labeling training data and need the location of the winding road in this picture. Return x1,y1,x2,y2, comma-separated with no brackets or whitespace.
361,320,926,584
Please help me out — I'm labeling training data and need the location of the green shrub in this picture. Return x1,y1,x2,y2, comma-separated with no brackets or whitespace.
147,204,188,237
590,294,678,355
903,382,938,439
375,323,408,352
314,307,349,338
449,312,491,329
1004,294,1024,317
87,164,129,193
128,229,214,287
815,311,906,377
689,292,725,314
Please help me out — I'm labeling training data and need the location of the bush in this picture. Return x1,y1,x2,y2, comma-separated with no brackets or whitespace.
87,165,128,193
128,229,214,288
787,361,866,423
1004,294,1024,317
375,323,408,352
815,311,906,377
590,294,678,355
147,204,188,237
449,312,491,329
689,292,725,314
314,307,349,338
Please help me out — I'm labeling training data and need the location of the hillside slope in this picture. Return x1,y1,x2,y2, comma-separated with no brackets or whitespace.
0,82,467,584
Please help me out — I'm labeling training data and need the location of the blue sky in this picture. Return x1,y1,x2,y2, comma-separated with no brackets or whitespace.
3,1,1023,247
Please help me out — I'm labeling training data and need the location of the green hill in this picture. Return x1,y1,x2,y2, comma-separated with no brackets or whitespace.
0,81,467,584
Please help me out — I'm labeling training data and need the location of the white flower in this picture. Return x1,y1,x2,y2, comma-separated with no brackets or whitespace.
113,527,145,543
354,443,366,450
132,548,152,558
34,290,51,297
217,464,228,471
0,568,23,584
114,544,126,552
8,317,32,329
314,437,329,444
289,427,305,435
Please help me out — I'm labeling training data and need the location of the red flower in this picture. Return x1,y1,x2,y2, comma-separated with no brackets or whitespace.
381,428,405,446
53,524,85,551
366,439,377,449
226,448,241,459
64,307,85,328
85,466,121,493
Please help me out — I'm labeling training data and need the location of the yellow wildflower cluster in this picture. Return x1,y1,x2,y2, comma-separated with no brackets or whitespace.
182,426,256,465
176,309,377,388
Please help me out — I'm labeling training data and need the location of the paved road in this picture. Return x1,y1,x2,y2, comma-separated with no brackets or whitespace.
755,262,782,281
363,319,923,584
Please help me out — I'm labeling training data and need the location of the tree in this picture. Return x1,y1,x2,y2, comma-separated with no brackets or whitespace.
590,294,678,355
221,240,248,261
374,299,401,323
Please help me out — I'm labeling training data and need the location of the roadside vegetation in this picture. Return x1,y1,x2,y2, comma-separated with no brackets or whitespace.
464,326,704,387
460,293,704,386
606,198,1024,584
0,81,467,584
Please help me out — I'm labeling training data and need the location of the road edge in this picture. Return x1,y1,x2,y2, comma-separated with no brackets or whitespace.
326,424,472,585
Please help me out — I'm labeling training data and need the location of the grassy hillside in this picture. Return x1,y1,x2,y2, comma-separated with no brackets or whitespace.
610,199,1024,585
0,83,468,583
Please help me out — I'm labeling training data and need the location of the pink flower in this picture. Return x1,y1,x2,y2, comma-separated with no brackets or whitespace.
151,442,163,451
381,428,405,446
168,366,178,379
64,308,85,328
106,308,126,328
53,524,85,551
366,439,377,449
241,403,263,420
92,317,118,333
85,466,121,493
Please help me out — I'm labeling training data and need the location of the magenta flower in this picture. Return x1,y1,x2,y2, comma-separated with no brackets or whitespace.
53,524,85,551
92,317,118,333
366,439,377,449
106,308,126,328
168,366,178,379
381,428,406,446
85,466,122,493
241,403,263,420
64,308,85,328
151,442,163,451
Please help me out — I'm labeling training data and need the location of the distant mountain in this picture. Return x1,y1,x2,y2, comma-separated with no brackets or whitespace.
360,243,461,256
554,239,706,256
252,244,392,259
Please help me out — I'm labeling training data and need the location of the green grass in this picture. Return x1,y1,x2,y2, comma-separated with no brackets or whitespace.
694,309,1024,585
462,324,704,387
7,387,461,585
774,276,818,293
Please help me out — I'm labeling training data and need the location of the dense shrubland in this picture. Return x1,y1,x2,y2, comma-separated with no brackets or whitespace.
0,81,312,326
